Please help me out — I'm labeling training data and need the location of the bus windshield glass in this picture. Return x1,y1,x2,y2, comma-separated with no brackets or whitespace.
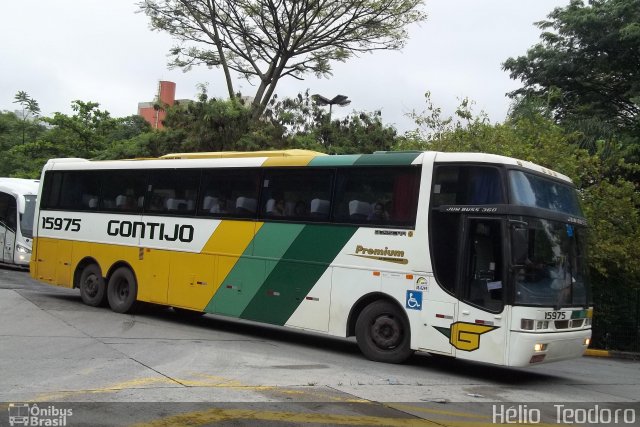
509,170,582,216
21,195,36,238
513,218,589,307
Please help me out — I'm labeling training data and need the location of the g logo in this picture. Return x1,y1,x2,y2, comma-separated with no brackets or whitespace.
450,322,497,351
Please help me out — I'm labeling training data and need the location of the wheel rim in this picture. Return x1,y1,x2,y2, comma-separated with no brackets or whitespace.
84,274,99,298
370,314,402,349
114,279,129,302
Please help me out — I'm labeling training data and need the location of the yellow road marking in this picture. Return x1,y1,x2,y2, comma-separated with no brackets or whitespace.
131,408,440,427
389,403,489,419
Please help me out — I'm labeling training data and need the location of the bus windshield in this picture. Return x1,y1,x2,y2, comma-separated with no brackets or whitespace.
509,170,583,216
20,195,36,238
513,218,589,308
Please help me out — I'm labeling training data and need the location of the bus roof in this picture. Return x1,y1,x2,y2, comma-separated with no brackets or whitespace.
433,152,573,183
43,150,571,182
160,149,326,159
0,178,39,213
0,178,39,197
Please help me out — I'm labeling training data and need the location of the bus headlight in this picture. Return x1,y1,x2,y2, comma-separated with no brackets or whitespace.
534,343,548,352
16,244,31,254
584,338,591,347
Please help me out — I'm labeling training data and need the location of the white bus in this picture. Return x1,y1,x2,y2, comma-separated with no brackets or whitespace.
0,178,39,268
30,150,592,366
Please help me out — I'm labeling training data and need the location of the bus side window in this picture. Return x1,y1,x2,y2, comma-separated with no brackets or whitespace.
40,171,63,209
333,167,419,227
431,165,504,207
100,171,147,213
147,169,199,215
0,192,16,230
58,171,101,211
6,197,17,231
259,169,333,222
198,169,260,218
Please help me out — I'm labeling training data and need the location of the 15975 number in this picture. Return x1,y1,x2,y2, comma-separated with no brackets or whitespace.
42,217,81,232
544,311,567,320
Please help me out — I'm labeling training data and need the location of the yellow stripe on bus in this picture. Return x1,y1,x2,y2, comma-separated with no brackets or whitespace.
261,155,317,167
180,221,264,311
201,220,262,256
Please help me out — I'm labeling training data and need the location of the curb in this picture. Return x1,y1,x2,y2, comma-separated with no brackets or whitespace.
585,349,640,360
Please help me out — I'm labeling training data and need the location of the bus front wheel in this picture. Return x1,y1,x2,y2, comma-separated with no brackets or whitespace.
355,300,413,364
79,264,106,307
107,267,138,314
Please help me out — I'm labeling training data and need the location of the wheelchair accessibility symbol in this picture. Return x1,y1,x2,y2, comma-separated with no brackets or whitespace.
406,291,422,310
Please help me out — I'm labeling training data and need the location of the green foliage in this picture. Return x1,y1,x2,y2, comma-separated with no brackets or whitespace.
13,91,41,120
146,89,398,156
42,100,119,157
162,91,286,152
582,179,640,284
11,91,43,146
1,97,154,176
503,0,640,162
401,93,596,183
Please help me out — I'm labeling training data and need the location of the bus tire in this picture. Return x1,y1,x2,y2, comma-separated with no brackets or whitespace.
107,267,138,314
79,264,106,307
355,300,413,364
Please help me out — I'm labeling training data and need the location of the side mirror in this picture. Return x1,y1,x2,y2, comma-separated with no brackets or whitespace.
511,228,529,266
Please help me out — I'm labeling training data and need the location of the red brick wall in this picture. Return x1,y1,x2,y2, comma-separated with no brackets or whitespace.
138,81,177,129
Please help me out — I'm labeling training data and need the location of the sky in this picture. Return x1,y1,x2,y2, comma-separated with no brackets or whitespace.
1,0,571,134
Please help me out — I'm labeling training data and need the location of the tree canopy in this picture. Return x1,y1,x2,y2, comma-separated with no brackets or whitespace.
139,0,426,118
503,0,640,157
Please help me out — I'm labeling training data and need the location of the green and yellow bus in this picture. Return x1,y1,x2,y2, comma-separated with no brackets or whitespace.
30,150,592,366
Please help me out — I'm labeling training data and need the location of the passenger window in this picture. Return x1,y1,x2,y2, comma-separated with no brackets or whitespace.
198,169,260,218
332,167,420,227
44,171,101,210
100,171,147,213
0,192,15,229
432,165,504,206
6,197,17,230
147,169,200,215
260,169,333,222
40,171,63,210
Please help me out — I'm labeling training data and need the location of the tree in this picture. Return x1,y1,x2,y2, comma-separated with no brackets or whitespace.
503,0,640,158
12,91,41,145
162,90,269,151
139,0,426,118
43,101,119,157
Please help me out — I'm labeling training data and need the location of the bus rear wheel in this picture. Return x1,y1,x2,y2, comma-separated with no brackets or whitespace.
355,300,413,364
107,267,138,314
79,264,106,307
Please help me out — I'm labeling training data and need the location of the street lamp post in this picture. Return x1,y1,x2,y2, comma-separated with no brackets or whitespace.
312,94,351,122
312,94,351,153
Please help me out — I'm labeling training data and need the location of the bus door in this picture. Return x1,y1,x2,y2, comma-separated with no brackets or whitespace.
0,193,18,264
454,217,508,365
